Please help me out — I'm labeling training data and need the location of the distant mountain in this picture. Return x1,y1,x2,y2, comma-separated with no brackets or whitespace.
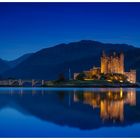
0,58,10,74
3,40,140,81
7,53,33,68
0,53,32,75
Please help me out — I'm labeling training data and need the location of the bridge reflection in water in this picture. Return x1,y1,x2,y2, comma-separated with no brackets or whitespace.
73,88,136,122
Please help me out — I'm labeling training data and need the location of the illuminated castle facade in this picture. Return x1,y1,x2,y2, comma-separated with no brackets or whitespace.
101,51,136,83
74,51,136,83
101,51,124,74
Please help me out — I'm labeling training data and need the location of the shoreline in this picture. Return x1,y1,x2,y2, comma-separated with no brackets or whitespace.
43,80,140,88
43,85,140,88
0,85,139,88
0,80,139,88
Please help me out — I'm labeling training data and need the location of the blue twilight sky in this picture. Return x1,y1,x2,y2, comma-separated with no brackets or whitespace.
0,2,140,60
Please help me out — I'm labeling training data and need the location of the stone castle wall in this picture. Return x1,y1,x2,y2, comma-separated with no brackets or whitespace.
101,52,124,74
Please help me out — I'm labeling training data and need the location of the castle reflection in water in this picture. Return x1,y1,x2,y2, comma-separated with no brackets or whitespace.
7,87,136,124
73,88,136,122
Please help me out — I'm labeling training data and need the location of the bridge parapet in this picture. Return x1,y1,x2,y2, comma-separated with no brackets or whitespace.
0,79,46,87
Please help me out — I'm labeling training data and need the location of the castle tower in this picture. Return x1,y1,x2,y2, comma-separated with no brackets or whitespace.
101,51,108,74
101,51,124,74
119,52,124,74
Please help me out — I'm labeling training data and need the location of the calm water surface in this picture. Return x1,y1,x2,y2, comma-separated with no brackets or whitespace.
0,87,139,137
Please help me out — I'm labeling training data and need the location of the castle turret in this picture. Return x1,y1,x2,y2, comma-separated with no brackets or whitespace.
102,50,106,57
101,51,108,74
120,52,124,74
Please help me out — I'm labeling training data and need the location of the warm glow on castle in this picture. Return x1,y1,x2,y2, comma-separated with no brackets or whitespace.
101,51,124,74
74,51,136,83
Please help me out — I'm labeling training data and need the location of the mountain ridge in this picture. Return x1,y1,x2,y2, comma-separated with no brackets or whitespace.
7,53,33,68
2,40,140,81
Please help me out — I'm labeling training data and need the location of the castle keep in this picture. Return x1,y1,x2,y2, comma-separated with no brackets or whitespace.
101,51,124,74
74,51,136,83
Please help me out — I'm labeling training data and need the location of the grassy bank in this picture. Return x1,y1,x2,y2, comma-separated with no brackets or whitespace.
43,80,139,88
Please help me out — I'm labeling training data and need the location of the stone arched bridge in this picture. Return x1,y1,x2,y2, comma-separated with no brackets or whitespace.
0,79,45,87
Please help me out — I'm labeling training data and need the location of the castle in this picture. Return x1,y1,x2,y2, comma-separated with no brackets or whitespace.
74,51,136,83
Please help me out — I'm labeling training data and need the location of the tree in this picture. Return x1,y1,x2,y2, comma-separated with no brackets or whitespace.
57,73,66,82
120,74,128,82
92,75,98,80
100,73,106,80
76,72,86,80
